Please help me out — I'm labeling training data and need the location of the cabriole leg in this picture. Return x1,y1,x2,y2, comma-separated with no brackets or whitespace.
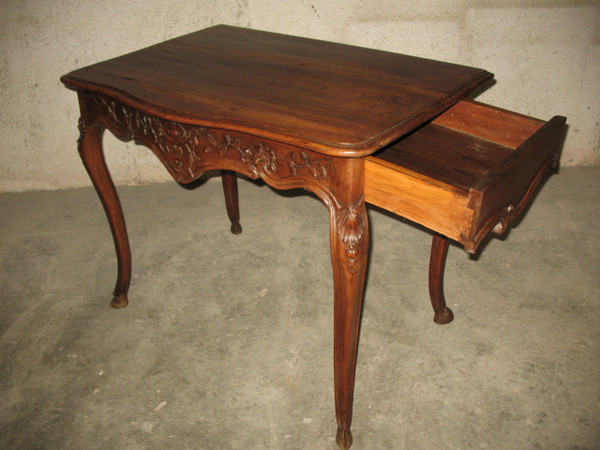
78,120,131,308
329,160,369,449
429,233,454,324
221,170,242,235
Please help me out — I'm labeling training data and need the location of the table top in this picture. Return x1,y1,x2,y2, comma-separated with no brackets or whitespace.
61,25,493,157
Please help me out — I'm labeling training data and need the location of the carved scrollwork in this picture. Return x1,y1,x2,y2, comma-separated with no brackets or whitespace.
82,93,331,185
286,151,330,179
202,133,277,174
240,142,278,175
335,195,367,272
77,116,87,154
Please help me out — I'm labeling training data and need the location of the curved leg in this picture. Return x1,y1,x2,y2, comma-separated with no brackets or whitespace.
329,161,369,449
429,233,454,324
221,170,242,235
78,120,131,308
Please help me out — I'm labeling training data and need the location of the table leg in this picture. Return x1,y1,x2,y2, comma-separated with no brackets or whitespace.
429,233,454,324
221,170,242,235
78,120,131,308
328,161,369,449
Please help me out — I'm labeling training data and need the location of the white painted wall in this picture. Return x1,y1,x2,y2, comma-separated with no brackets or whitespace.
1,0,598,192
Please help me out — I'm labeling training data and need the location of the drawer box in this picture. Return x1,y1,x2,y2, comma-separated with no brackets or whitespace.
365,100,567,253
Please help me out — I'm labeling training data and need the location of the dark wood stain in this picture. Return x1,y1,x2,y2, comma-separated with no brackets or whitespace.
62,25,492,156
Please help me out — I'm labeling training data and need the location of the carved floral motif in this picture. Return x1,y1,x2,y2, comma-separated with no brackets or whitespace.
83,93,330,184
335,195,367,272
287,151,330,179
77,116,87,154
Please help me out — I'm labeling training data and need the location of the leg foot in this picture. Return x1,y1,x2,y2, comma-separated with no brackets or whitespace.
433,306,454,324
429,233,454,325
336,426,353,449
230,221,242,235
110,293,129,309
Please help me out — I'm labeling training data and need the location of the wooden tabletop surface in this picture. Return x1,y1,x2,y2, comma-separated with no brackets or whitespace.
62,25,493,157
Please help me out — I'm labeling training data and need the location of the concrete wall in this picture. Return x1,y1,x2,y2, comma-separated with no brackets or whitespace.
1,0,598,192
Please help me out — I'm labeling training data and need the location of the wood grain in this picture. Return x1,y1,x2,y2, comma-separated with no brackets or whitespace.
433,99,545,148
61,25,492,157
365,101,566,252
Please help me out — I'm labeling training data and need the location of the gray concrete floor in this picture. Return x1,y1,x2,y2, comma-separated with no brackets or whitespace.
1,167,599,449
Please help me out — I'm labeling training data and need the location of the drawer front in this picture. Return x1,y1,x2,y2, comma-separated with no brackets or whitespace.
365,157,474,243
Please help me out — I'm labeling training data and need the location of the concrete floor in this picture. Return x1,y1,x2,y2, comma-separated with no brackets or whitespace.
1,167,599,449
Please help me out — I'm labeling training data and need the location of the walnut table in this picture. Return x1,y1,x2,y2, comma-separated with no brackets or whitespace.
62,25,502,448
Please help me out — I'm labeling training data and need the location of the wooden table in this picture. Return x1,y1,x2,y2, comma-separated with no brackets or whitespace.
61,25,496,448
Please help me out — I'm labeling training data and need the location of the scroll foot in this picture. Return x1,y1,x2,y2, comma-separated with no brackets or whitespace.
110,293,129,309
433,306,454,324
230,221,242,235
336,427,353,449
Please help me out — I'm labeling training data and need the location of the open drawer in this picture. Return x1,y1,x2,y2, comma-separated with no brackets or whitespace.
365,100,567,253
